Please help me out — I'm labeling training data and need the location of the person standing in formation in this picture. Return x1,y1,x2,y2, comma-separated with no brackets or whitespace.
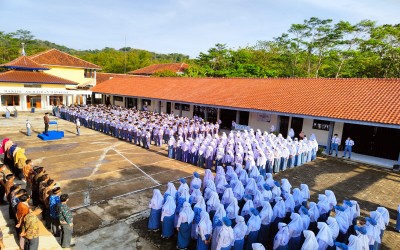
342,137,354,159
330,134,340,157
76,119,81,136
26,120,31,136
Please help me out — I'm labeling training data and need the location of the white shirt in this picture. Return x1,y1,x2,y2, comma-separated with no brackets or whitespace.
345,139,355,146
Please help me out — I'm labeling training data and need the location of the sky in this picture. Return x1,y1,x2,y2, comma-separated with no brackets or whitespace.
0,0,399,58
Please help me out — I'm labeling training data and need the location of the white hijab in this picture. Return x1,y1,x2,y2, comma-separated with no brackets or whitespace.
300,184,310,201
165,182,177,199
326,216,339,240
273,197,286,220
316,222,334,247
161,196,176,220
259,201,273,225
347,235,362,250
195,196,206,212
288,213,303,237
206,191,220,212
197,211,212,236
284,193,295,213
245,178,257,196
233,216,247,240
265,173,274,187
281,178,292,194
241,199,254,216
317,194,330,214
180,202,195,224
292,188,303,206
324,190,337,209
203,169,214,189
376,207,389,226
246,210,261,234
226,198,240,220
232,180,245,200
221,187,235,205
308,202,320,222
149,189,163,210
252,243,266,250
273,223,290,250
300,230,318,250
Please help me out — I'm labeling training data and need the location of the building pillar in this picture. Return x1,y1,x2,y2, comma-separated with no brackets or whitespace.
137,98,142,110
20,94,27,111
158,100,161,113
41,95,47,109
179,104,183,117
216,108,221,122
83,95,87,105
326,121,335,154
204,107,208,121
236,110,240,124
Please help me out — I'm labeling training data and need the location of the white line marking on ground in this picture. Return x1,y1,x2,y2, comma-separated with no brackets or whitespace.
114,149,161,185
90,142,122,176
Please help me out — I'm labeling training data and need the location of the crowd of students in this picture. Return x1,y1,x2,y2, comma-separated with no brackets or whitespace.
0,138,74,249
60,104,318,174
148,168,393,250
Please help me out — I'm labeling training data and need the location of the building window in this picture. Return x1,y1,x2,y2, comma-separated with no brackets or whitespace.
24,84,41,88
142,99,151,106
1,95,20,106
114,96,123,102
84,69,95,78
174,103,190,111
49,96,63,106
312,119,330,131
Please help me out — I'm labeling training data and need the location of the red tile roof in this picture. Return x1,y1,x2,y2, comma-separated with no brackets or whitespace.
29,49,101,69
0,70,78,85
129,63,189,75
91,77,400,125
0,56,49,70
96,72,144,85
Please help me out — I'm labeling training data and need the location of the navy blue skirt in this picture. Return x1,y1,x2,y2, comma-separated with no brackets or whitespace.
245,230,259,250
162,214,175,238
233,239,244,250
197,234,211,250
148,208,161,230
177,222,191,248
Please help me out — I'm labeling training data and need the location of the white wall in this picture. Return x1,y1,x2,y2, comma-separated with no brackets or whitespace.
248,112,278,132
298,119,344,146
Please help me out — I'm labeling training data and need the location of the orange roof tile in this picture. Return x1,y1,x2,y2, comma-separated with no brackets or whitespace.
29,49,101,69
95,72,144,85
91,77,400,126
129,63,189,75
0,56,49,70
0,70,78,85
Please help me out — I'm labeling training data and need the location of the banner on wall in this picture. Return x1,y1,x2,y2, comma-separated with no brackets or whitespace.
257,113,271,122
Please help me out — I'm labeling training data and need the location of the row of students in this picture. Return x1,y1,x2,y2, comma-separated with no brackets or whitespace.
148,167,392,250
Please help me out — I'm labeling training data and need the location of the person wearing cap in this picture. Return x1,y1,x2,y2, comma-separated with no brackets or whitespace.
196,211,212,250
57,194,74,248
20,206,42,250
245,208,261,250
148,189,163,231
300,230,318,250
216,217,235,250
177,202,194,250
43,112,50,135
49,187,61,236
273,222,290,250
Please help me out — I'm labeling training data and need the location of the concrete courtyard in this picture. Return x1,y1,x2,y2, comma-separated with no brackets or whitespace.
0,111,399,249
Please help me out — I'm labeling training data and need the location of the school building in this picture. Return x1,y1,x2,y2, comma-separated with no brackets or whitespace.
0,48,101,110
92,77,400,163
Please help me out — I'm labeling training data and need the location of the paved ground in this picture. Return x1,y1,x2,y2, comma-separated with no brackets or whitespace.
0,111,399,249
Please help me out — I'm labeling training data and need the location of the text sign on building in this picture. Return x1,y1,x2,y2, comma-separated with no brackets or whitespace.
0,88,91,95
